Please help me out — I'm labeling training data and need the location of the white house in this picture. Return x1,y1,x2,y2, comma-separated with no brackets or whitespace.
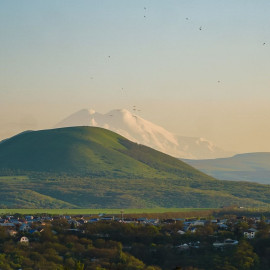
19,236,29,244
244,228,258,239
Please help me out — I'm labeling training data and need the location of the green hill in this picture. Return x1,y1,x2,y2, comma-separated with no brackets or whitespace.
0,127,270,209
0,126,212,180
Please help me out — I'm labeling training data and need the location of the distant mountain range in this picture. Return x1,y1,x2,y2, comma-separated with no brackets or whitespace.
0,126,270,209
183,152,270,184
55,109,234,159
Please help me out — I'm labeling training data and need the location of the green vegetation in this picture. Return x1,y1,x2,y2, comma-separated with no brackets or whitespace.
0,127,270,209
1,215,269,269
0,173,270,209
0,127,210,180
0,208,213,215
0,175,29,180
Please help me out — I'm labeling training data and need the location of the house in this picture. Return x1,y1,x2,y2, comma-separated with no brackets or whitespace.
183,225,191,232
29,229,39,234
213,239,238,249
213,241,225,248
100,216,114,221
77,219,88,225
68,220,81,227
9,219,22,225
177,243,189,250
119,218,137,224
217,223,228,230
254,217,261,223
147,219,159,225
43,216,53,221
19,224,31,232
211,219,218,224
265,219,270,225
19,236,29,244
192,220,205,226
163,219,176,224
0,223,16,230
88,218,99,223
244,228,258,239
224,239,238,245
137,218,148,223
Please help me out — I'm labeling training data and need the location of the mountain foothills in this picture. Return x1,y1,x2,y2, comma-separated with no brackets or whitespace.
184,152,270,185
55,109,234,159
0,126,270,209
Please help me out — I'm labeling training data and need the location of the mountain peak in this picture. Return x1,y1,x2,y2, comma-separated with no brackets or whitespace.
88,109,96,115
55,108,234,159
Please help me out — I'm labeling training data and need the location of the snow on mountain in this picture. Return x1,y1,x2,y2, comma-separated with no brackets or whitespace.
55,109,234,159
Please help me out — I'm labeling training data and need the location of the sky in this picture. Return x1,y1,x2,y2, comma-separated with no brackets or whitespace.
1,0,270,153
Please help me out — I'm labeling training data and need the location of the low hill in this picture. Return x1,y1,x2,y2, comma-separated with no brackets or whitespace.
183,153,270,184
0,127,270,209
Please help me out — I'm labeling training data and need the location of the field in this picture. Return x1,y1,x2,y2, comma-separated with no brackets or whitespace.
0,208,214,215
0,175,29,180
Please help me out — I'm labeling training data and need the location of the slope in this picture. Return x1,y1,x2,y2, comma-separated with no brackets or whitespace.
0,126,213,181
183,153,270,184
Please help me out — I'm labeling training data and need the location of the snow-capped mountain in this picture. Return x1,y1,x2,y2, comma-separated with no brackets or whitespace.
55,109,234,159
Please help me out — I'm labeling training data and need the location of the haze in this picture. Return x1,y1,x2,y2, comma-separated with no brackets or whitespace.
1,0,270,153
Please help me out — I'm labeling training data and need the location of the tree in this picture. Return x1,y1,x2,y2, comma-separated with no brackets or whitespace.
232,240,259,270
76,261,85,270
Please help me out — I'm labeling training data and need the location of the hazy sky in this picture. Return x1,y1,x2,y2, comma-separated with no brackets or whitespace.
1,0,270,153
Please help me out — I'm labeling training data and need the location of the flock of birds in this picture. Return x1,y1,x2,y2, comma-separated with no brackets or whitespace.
89,6,267,114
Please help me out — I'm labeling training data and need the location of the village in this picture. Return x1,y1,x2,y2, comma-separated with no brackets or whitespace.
1,212,269,249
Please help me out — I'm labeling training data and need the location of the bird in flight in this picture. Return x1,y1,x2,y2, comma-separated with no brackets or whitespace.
199,26,202,31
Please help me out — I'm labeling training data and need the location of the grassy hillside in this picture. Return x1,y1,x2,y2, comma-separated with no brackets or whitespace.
183,152,270,184
0,127,270,209
0,173,269,209
0,126,213,180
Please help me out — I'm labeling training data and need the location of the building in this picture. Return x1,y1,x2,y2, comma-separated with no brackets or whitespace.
244,228,258,239
19,236,29,244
